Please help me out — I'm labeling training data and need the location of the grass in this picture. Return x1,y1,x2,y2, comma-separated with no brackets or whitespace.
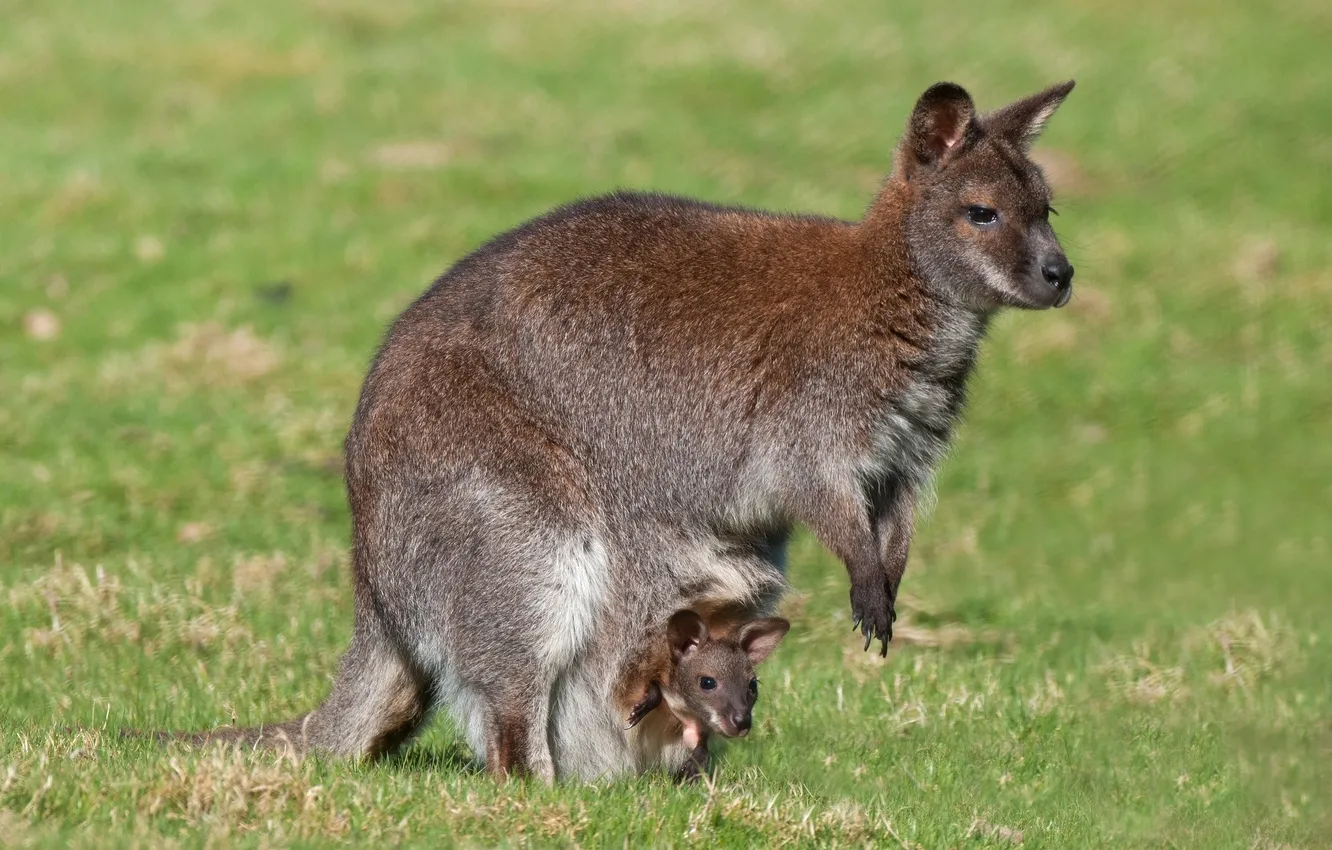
2,0,1330,846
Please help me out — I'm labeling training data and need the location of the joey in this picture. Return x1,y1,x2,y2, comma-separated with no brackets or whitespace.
625,610,789,781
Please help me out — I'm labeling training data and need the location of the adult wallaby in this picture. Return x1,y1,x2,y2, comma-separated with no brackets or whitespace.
155,79,1077,781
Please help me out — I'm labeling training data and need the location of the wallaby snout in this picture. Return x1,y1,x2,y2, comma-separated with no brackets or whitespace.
1040,252,1075,307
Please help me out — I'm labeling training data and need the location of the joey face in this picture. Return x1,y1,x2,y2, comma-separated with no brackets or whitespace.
664,611,790,739
896,81,1077,313
675,641,760,737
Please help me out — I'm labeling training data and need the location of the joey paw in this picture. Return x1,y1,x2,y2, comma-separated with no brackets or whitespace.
673,745,709,784
674,763,704,784
625,684,663,729
625,702,651,729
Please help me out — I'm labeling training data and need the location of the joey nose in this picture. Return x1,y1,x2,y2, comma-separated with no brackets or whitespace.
731,713,751,736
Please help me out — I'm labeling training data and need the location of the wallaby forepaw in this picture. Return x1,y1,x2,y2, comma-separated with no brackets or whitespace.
850,580,895,656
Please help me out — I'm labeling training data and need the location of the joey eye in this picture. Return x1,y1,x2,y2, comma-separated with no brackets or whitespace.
699,676,717,690
749,678,759,695
966,206,999,227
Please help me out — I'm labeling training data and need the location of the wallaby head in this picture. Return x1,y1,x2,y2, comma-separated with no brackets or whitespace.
663,610,790,739
890,80,1077,313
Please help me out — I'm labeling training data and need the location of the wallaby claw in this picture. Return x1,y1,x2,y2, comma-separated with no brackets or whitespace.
850,579,895,655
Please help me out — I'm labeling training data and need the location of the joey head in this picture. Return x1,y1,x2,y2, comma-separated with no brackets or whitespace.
625,610,790,781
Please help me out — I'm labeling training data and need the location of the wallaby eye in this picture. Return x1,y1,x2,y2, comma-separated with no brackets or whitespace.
966,206,999,227
699,676,717,690
749,678,759,694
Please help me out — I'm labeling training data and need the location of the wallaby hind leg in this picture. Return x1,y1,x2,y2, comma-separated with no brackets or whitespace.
302,625,432,759
481,683,556,783
483,714,529,780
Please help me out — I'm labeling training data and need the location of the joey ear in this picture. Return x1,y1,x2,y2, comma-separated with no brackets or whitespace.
736,618,790,665
987,80,1075,149
901,82,978,175
667,610,708,661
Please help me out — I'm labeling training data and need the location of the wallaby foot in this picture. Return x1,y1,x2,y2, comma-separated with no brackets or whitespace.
484,715,530,780
484,713,556,783
482,686,556,783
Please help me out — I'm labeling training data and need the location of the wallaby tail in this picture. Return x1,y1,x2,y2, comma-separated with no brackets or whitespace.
120,716,316,753
126,623,432,760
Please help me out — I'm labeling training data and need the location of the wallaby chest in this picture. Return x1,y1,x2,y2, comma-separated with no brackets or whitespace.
862,302,988,488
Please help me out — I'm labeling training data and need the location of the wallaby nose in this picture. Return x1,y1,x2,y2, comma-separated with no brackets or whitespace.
1041,255,1074,307
1041,257,1074,291
731,712,751,736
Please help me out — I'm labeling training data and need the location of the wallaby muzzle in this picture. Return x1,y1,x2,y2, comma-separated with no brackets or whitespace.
1041,253,1074,307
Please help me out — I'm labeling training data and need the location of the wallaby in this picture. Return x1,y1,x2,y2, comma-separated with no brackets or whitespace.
623,610,789,782
148,79,1078,782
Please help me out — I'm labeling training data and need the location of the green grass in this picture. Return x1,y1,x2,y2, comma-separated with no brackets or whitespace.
3,0,1330,846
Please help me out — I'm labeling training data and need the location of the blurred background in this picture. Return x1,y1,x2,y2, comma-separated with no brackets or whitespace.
2,0,1328,845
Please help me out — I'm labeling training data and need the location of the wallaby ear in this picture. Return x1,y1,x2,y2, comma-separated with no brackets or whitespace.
736,618,790,666
986,80,1075,149
667,610,708,661
902,82,978,175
